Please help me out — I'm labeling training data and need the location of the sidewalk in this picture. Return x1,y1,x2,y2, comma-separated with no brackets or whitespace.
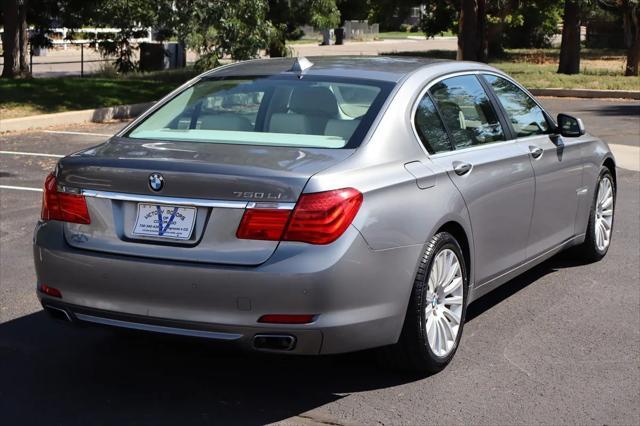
290,37,457,57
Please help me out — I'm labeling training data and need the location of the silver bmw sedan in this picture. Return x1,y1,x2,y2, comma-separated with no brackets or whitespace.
33,56,616,373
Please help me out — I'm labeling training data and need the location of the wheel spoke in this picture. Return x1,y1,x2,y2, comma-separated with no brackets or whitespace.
440,316,455,343
426,314,436,343
601,208,613,217
433,317,443,353
443,276,463,295
442,257,460,291
443,295,463,305
432,255,442,288
441,306,461,325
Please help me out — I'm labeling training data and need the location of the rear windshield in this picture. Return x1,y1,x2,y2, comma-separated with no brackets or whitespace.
127,76,393,149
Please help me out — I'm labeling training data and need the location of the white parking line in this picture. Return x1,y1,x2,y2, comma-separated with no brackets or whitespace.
43,130,113,137
0,150,64,158
0,185,43,192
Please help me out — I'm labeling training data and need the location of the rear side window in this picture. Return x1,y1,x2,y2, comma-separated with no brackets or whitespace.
483,74,550,138
414,95,452,154
127,77,392,149
429,75,505,149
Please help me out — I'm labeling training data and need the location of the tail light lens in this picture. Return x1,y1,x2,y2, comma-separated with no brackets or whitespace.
39,284,62,298
236,208,290,241
41,173,91,224
236,188,363,245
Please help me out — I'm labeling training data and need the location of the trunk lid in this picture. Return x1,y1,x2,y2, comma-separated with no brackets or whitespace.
58,137,353,265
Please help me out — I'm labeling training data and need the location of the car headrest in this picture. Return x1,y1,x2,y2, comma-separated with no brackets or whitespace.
289,86,339,117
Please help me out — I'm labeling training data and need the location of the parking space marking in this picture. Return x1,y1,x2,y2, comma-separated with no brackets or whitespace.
0,150,64,158
0,185,43,192
43,130,114,137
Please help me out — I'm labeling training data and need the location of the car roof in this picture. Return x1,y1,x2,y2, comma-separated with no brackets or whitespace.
203,56,467,83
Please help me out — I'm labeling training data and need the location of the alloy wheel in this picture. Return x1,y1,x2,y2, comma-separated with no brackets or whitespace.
594,176,614,252
425,248,464,357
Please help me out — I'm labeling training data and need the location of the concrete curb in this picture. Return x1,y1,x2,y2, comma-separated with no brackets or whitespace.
530,88,640,100
0,101,154,133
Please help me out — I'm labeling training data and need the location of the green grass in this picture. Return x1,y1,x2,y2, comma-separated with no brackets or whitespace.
384,49,640,91
490,62,639,90
0,68,199,120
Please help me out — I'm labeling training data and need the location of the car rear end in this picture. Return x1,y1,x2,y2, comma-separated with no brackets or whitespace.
33,66,415,354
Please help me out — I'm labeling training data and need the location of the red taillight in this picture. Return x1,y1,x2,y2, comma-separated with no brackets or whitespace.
284,188,363,245
258,314,316,324
236,188,363,245
40,284,62,298
236,208,291,240
41,173,91,224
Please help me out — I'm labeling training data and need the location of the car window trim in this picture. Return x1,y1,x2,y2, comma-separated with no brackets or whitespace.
476,74,516,141
409,70,557,159
414,91,456,154
410,70,509,159
121,74,395,150
479,72,557,138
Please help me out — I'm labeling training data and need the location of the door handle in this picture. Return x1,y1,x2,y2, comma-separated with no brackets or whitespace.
452,161,472,176
529,145,544,159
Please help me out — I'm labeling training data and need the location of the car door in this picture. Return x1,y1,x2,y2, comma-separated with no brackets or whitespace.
482,74,583,258
418,74,536,286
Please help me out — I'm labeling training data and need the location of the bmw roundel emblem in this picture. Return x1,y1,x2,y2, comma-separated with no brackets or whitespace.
148,173,164,192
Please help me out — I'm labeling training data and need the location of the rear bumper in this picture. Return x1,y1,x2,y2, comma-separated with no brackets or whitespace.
33,221,422,354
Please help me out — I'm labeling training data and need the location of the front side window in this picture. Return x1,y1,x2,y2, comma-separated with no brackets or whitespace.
484,74,549,138
414,94,452,154
429,75,505,149
127,77,392,149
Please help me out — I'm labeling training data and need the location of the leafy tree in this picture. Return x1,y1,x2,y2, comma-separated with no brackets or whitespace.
86,0,158,73
309,0,341,29
599,0,640,75
336,0,369,20
558,0,584,75
1,0,30,78
181,0,274,70
368,0,416,31
266,0,311,57
266,0,341,57
458,0,487,61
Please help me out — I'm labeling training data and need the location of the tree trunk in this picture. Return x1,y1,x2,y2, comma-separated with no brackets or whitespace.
1,0,20,79
458,0,478,61
624,6,640,76
476,0,487,62
558,0,581,75
18,0,31,77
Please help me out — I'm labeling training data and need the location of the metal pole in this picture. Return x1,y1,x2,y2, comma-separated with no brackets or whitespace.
81,43,84,77
30,45,33,74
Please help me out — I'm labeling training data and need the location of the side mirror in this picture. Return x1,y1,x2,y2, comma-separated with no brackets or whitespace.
557,113,585,137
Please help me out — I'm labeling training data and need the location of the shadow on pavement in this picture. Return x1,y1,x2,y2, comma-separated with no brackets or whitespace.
585,103,640,117
0,311,415,424
0,252,587,425
467,250,586,322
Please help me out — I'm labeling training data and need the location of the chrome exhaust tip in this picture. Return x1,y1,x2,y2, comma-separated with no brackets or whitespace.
252,334,296,351
43,305,72,322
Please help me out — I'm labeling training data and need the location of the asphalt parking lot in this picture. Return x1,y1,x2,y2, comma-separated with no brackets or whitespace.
0,98,639,425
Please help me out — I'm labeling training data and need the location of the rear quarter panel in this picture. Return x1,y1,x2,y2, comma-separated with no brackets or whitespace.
305,64,476,296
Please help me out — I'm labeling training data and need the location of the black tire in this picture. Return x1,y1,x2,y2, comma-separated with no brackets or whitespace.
573,166,616,263
379,232,468,374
